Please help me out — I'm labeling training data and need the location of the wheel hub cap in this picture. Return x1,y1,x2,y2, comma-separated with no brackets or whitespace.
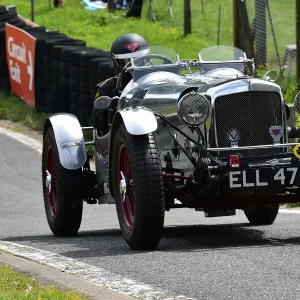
45,170,52,193
119,171,127,202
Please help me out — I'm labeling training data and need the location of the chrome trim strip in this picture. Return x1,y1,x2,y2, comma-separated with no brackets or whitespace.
207,142,299,152
85,141,95,146
81,126,94,130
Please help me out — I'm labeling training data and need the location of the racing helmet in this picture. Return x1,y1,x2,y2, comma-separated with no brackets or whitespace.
111,33,150,73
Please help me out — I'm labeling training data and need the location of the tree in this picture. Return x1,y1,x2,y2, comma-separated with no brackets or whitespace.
184,0,191,36
107,0,116,11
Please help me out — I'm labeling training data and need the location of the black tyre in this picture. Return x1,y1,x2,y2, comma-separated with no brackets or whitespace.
0,6,7,13
89,57,109,73
46,94,53,112
24,26,46,33
44,56,52,70
244,204,279,225
0,12,17,21
61,46,85,63
1,77,11,96
113,123,165,250
70,66,81,79
78,107,91,126
71,103,79,116
80,81,90,94
97,62,115,79
42,126,83,236
69,79,80,92
79,94,92,107
52,60,60,72
60,62,70,76
80,50,106,67
71,92,79,104
59,76,69,89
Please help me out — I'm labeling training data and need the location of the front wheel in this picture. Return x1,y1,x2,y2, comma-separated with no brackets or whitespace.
42,127,83,236
113,124,165,250
243,204,279,225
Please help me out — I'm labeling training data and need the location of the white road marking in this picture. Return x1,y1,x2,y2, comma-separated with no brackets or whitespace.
0,126,42,154
0,241,196,300
279,209,300,214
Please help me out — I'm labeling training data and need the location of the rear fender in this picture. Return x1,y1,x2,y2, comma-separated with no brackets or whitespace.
44,113,87,170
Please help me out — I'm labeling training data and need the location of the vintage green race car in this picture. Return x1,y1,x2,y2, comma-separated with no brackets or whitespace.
42,45,300,250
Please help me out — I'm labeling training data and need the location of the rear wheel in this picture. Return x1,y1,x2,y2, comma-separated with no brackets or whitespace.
113,124,165,250
42,126,83,236
244,204,279,225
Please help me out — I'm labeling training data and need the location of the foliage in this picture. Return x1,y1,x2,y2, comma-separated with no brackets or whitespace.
0,0,298,125
0,92,48,131
278,76,299,104
0,264,89,299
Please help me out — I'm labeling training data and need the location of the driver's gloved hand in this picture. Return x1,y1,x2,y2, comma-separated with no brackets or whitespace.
92,96,120,135
94,96,112,110
94,96,120,110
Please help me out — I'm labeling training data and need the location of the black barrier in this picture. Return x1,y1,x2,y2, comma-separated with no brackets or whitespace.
0,4,116,126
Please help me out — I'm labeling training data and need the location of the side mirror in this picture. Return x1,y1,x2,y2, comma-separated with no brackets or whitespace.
263,70,277,82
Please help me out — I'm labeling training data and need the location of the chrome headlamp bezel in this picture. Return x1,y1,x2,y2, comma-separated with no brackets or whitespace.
177,91,211,127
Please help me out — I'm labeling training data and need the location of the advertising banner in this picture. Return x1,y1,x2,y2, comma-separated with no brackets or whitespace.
5,23,36,108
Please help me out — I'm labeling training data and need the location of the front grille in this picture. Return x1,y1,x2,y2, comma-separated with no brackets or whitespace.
213,91,283,160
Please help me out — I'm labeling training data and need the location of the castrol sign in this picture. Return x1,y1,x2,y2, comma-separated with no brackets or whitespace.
5,23,36,107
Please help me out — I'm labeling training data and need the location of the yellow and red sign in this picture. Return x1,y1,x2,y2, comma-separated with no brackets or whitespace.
5,23,36,108
293,144,300,159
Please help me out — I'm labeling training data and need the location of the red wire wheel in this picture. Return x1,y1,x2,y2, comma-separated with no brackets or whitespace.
113,124,165,250
45,146,57,217
42,126,83,237
118,145,134,229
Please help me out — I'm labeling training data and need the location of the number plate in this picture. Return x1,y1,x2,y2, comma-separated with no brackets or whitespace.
228,167,299,188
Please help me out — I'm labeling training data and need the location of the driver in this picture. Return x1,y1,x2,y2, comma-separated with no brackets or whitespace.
91,33,150,135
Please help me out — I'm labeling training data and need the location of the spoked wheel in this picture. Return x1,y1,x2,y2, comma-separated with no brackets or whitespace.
45,146,57,217
113,124,165,250
118,145,134,229
244,204,279,225
42,126,83,236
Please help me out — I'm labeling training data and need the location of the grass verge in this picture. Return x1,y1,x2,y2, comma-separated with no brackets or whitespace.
0,92,48,132
0,264,90,299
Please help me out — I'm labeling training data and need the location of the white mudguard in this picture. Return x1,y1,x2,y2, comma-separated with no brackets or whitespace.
120,107,157,135
46,113,87,170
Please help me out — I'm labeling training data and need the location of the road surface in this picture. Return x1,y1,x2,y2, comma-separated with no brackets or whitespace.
1,130,300,300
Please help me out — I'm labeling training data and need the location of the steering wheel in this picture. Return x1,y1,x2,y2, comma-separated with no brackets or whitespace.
116,54,175,90
133,54,174,66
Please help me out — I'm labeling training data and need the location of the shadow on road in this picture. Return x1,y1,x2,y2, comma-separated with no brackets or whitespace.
4,223,300,257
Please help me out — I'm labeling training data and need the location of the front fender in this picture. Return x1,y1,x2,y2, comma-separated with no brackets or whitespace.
120,107,157,135
44,113,87,170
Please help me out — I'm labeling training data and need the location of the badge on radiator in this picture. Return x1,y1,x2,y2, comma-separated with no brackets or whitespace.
227,128,240,147
269,125,283,144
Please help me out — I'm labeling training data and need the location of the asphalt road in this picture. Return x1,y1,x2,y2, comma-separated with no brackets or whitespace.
2,131,300,300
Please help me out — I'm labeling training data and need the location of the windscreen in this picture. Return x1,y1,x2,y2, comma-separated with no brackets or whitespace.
199,45,245,62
